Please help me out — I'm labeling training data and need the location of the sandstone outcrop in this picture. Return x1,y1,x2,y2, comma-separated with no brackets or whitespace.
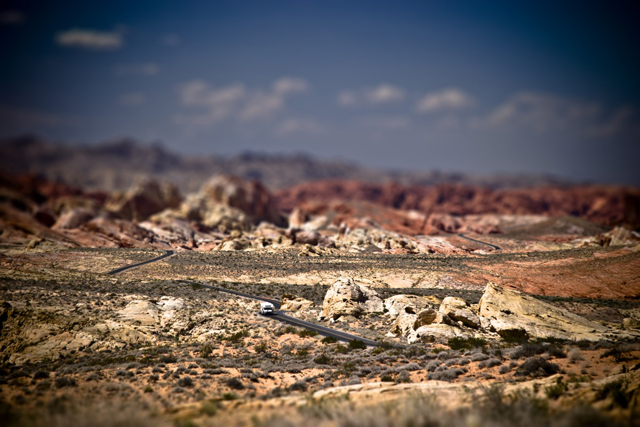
438,297,481,329
478,282,609,341
321,278,383,320
105,177,182,222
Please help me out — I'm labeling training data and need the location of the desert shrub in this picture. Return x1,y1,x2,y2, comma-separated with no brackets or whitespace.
149,374,159,382
200,401,218,416
498,365,511,374
32,370,49,380
597,380,630,408
396,371,411,383
397,363,421,371
348,340,367,350
515,357,559,378
200,344,213,358
426,361,442,372
436,350,460,360
471,353,490,362
334,345,349,354
298,329,318,338
296,348,309,358
380,374,394,382
54,377,76,388
177,376,193,388
143,385,153,393
347,376,362,385
314,354,332,365
510,343,545,360
225,377,245,390
159,355,177,364
289,380,308,392
546,346,567,359
321,336,338,344
86,373,101,381
545,378,568,400
172,386,185,394
427,368,466,381
601,346,632,363
478,358,502,369
115,369,134,378
225,330,249,343
568,348,584,363
283,326,297,334
254,341,268,353
447,337,487,351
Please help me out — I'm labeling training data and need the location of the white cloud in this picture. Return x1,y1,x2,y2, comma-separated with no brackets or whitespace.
175,77,309,129
0,10,26,24
275,117,322,136
272,77,308,95
475,91,637,138
55,28,123,50
114,63,159,76
118,93,146,106
337,91,358,107
337,84,405,107
416,88,474,113
162,34,180,47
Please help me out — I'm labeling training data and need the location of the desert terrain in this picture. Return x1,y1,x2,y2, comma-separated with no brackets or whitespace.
1,145,639,426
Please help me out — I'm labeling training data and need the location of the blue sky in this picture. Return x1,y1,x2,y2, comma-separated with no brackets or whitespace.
1,0,639,184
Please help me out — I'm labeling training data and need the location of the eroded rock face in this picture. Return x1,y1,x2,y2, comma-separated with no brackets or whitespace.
52,207,96,230
280,296,314,312
106,178,182,222
408,324,471,344
321,278,383,320
384,295,436,318
478,282,608,341
439,297,481,329
200,175,284,227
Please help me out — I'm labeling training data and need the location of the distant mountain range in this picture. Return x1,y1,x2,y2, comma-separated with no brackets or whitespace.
1,135,576,193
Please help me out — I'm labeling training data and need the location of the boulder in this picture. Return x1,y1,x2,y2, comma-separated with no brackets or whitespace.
105,178,182,222
52,208,96,230
200,175,284,226
407,324,470,344
117,300,159,326
414,308,439,329
438,296,481,329
478,282,608,341
294,229,321,245
321,277,384,320
280,296,315,312
288,208,309,228
391,309,418,336
384,295,435,318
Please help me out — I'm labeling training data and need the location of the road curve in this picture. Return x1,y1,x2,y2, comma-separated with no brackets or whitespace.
105,251,382,346
457,233,502,251
179,280,381,347
106,250,175,275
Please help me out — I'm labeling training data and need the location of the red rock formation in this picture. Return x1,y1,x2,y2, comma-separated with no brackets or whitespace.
275,180,640,230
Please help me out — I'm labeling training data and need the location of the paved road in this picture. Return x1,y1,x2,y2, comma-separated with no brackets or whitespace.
106,250,175,275
457,233,502,251
105,250,381,346
179,280,381,346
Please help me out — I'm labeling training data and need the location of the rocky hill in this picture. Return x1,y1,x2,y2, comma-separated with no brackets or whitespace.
0,135,574,193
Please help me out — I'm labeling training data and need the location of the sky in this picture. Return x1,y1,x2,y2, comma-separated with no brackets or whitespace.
1,0,639,185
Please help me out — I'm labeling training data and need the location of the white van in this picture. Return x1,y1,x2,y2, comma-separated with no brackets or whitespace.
259,302,276,315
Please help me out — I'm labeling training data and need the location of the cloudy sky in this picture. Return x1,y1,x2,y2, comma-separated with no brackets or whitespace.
1,1,639,184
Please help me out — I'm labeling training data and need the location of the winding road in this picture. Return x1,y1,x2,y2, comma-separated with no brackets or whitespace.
106,250,381,346
457,233,502,251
